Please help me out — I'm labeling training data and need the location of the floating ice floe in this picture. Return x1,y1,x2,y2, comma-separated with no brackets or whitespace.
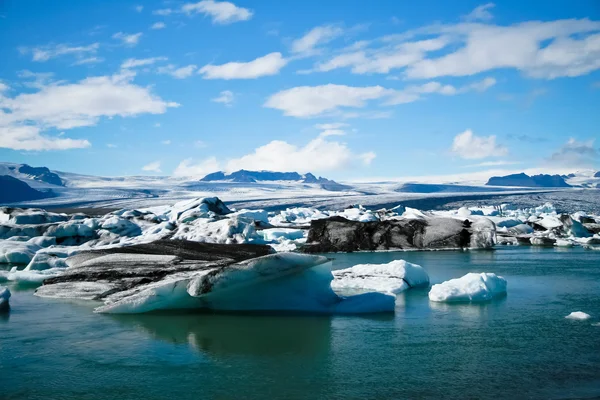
331,260,429,295
0,285,10,312
565,311,591,320
428,273,507,303
36,247,395,315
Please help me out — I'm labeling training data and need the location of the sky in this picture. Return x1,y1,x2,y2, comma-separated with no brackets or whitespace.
0,0,599,180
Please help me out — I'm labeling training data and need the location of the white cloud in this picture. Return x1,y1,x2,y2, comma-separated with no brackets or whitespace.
451,129,508,159
211,90,234,106
225,135,375,173
17,70,55,88
121,57,168,69
151,22,166,30
463,3,495,22
308,18,600,80
385,77,496,104
107,143,117,148
161,140,171,145
157,64,198,79
265,79,494,117
315,122,349,130
406,19,600,79
291,24,344,54
546,138,599,167
72,57,104,66
21,43,99,62
315,122,349,138
199,52,287,79
461,160,520,168
0,125,91,151
142,161,162,173
0,71,178,151
264,84,390,118
134,5,144,12
112,32,143,47
309,37,449,74
181,0,253,24
173,157,220,177
319,129,346,137
153,8,173,16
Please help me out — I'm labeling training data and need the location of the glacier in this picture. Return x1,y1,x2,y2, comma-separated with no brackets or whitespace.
428,273,507,303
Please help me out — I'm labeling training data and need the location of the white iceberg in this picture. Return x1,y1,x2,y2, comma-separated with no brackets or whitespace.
565,311,591,320
332,260,429,295
90,253,396,314
428,272,507,302
0,285,10,312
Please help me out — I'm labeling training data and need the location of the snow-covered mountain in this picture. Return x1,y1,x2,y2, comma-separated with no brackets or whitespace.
1,162,597,210
200,170,351,191
486,173,572,188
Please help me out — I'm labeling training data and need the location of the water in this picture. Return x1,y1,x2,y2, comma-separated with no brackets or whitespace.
1,247,600,399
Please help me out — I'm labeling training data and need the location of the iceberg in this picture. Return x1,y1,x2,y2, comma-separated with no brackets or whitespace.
331,260,429,295
94,253,395,314
565,311,591,320
36,243,395,315
428,272,507,303
0,285,10,312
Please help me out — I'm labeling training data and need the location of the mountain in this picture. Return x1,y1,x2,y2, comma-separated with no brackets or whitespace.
11,164,64,186
0,175,56,204
200,170,351,190
486,173,571,188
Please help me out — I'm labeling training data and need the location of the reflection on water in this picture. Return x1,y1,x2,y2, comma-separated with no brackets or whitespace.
428,295,507,319
110,312,335,357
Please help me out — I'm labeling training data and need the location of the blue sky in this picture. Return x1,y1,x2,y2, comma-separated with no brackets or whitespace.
0,0,599,180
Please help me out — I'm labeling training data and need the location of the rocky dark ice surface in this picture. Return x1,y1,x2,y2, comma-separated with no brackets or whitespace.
41,240,273,301
302,215,493,253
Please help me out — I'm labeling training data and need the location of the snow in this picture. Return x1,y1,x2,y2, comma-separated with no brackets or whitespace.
0,285,10,312
331,260,429,295
565,311,591,320
93,253,396,314
428,273,507,303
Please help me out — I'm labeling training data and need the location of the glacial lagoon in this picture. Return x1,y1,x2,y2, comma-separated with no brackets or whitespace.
2,246,599,400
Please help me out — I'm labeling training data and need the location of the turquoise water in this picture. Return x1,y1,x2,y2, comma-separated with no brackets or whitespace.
1,247,600,399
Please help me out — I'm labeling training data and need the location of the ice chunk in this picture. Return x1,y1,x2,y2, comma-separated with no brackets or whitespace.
0,240,41,264
332,260,429,295
530,236,556,246
565,311,591,320
0,285,10,312
555,239,574,247
469,217,496,248
168,197,231,223
171,216,260,244
259,228,305,242
0,266,64,285
24,247,78,271
100,216,142,236
428,272,507,303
